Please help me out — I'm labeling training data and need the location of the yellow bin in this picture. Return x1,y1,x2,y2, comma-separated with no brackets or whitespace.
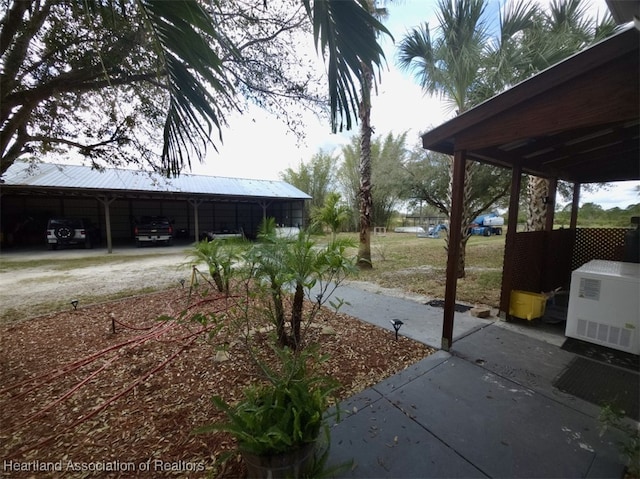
509,290,547,320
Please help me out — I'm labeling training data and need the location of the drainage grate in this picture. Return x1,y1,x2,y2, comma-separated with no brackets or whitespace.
553,356,639,420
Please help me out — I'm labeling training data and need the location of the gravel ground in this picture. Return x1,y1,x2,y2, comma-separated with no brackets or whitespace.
0,243,419,322
0,244,195,321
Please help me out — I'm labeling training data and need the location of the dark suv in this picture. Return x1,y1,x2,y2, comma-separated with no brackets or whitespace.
46,218,100,249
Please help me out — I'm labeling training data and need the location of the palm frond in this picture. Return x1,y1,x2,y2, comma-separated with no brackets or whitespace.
396,24,436,93
138,0,236,177
302,0,392,133
499,0,537,45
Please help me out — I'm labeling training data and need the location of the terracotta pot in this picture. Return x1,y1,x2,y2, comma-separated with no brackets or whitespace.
241,442,316,479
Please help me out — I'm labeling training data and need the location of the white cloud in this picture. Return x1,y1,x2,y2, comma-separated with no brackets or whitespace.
579,182,640,209
189,71,449,180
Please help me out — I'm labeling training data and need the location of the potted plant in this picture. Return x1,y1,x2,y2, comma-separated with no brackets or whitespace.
197,346,339,478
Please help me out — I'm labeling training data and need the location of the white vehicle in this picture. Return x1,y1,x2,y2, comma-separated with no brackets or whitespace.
46,217,99,250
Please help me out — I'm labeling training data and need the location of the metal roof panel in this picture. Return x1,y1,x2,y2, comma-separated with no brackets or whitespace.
1,162,311,199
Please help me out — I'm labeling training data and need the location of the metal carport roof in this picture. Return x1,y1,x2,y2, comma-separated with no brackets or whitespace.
1,162,311,201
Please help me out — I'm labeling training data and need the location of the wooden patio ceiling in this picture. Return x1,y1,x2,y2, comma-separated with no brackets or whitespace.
421,27,639,185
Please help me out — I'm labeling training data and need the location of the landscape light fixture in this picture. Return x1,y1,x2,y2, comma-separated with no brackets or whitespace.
389,319,404,340
179,279,185,288
70,299,79,310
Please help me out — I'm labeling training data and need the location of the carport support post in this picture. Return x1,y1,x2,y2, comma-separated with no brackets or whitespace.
188,199,203,242
98,196,116,254
258,201,271,224
442,150,466,351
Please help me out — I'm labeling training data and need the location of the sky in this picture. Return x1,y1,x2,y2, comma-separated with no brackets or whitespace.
185,0,638,209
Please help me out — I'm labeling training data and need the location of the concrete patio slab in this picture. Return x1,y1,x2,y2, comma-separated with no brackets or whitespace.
383,356,625,478
329,388,486,478
324,283,494,349
323,283,632,479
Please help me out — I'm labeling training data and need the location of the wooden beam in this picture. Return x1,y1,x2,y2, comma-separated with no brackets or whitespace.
455,55,638,152
545,178,558,232
442,150,466,350
529,124,637,167
499,166,523,318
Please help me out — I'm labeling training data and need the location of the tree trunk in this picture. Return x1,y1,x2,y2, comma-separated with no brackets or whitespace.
357,62,373,270
290,282,305,350
525,176,549,231
457,234,471,279
210,268,225,294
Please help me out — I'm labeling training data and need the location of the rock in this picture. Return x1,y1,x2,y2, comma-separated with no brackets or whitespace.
214,350,230,362
246,325,273,338
321,326,336,335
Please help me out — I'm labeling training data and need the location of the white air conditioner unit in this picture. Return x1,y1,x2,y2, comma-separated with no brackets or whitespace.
565,260,640,355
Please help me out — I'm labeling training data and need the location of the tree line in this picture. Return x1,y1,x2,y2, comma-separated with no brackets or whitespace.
281,131,639,233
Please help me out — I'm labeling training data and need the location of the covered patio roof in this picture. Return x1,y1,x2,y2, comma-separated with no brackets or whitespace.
420,26,639,350
421,27,639,184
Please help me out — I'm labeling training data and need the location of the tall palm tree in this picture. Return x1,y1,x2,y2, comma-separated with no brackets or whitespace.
351,0,391,269
397,0,489,278
519,0,616,231
357,57,375,269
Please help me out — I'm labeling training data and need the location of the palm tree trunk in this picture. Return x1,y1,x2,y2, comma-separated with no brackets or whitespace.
357,62,373,269
211,269,225,293
525,176,549,231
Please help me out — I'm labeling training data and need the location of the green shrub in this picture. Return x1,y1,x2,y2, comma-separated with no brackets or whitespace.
196,346,339,456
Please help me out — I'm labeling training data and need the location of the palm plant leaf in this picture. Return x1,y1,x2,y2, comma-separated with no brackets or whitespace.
302,0,391,133
397,25,438,93
397,0,487,114
499,0,537,44
475,0,538,96
138,0,236,176
436,0,487,112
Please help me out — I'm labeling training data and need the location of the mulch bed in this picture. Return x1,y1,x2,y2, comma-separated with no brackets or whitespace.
0,286,434,478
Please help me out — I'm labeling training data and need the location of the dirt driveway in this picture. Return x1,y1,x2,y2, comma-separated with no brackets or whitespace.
0,242,419,323
0,244,196,321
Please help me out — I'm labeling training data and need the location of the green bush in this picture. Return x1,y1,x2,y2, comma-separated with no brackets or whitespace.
196,346,339,456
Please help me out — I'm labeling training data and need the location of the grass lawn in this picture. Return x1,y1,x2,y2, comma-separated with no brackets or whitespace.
343,232,505,307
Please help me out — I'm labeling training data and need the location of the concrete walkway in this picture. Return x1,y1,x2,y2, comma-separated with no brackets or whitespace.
324,283,631,478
